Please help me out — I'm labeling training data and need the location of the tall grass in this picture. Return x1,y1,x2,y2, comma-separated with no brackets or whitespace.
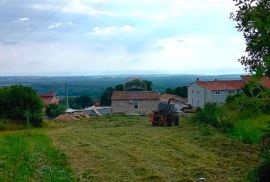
193,103,232,132
0,118,25,131
0,133,74,181
229,115,270,144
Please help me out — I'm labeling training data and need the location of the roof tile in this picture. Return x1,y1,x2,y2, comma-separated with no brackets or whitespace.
111,91,160,100
196,80,245,91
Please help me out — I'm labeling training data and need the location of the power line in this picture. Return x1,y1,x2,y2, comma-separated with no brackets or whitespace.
0,0,70,55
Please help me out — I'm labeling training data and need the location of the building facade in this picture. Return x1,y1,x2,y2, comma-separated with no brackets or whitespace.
188,79,245,108
111,91,160,115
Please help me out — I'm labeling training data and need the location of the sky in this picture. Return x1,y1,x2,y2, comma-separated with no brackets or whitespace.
0,0,246,76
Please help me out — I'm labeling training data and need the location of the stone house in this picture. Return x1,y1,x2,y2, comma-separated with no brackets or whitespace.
111,91,160,115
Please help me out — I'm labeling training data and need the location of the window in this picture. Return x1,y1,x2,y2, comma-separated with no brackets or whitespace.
192,90,194,93
228,90,235,94
213,91,220,95
133,101,139,109
197,90,199,94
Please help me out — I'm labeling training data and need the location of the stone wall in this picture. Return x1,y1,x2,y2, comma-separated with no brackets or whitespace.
112,99,159,115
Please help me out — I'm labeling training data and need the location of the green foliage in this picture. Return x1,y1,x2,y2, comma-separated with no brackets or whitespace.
193,103,232,131
124,79,153,91
100,87,115,106
75,96,93,108
248,149,270,182
165,86,188,98
115,84,124,91
229,115,270,143
60,96,94,109
0,133,74,181
0,85,43,127
46,104,67,118
232,0,270,75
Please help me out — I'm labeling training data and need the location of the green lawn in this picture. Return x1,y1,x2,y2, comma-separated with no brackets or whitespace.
46,116,261,182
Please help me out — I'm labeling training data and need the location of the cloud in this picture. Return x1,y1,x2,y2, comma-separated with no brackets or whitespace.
18,17,29,22
48,22,62,29
47,22,74,29
0,0,244,75
86,25,135,35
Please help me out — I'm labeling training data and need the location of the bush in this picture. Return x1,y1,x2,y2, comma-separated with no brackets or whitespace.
194,103,232,131
46,104,67,118
0,85,43,127
249,150,270,182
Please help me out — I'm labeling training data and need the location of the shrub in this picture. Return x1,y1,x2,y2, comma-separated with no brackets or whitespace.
0,85,43,127
249,150,270,182
194,103,231,131
46,104,67,118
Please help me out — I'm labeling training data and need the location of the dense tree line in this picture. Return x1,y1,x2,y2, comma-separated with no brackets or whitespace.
60,96,94,109
0,85,43,127
165,86,188,98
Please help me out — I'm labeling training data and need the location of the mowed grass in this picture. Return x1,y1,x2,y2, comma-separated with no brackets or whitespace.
47,115,261,182
0,131,74,182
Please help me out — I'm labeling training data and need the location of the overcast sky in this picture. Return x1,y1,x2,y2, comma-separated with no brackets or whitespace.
0,0,246,76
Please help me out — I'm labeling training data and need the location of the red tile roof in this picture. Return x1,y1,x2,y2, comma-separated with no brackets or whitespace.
196,80,245,91
241,75,270,88
39,92,60,106
111,91,160,100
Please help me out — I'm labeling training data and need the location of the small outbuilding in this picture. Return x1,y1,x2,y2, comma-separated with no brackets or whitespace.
39,92,60,106
111,91,160,115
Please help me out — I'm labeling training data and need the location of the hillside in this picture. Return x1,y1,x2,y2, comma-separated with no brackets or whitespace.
0,75,241,98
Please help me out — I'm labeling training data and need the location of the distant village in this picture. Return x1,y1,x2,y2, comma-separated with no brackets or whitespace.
39,75,270,121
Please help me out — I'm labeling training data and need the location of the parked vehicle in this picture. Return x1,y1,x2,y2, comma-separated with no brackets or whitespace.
148,98,179,127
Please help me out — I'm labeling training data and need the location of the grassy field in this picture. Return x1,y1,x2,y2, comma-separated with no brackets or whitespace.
46,115,261,182
0,131,74,182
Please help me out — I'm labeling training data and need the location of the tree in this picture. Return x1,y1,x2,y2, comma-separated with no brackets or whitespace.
0,85,43,127
75,96,93,109
60,96,94,109
165,88,175,94
231,0,270,76
115,84,124,91
46,104,67,118
165,86,188,98
124,79,153,91
100,87,114,106
174,86,188,98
